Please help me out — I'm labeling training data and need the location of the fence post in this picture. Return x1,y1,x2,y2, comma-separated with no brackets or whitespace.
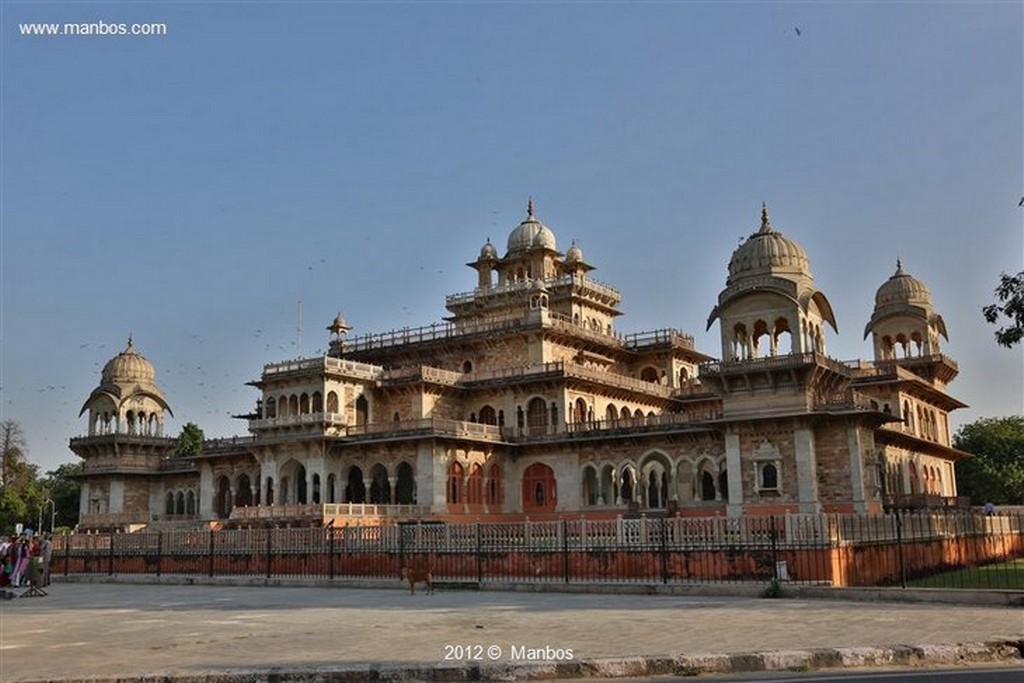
265,525,273,579
108,532,115,577
894,509,906,588
770,515,779,582
476,522,483,583
562,518,570,584
64,533,70,578
157,531,163,578
660,517,669,584
208,529,215,578
329,523,336,580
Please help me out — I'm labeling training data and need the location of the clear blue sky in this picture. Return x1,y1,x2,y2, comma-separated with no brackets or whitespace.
2,1,1021,474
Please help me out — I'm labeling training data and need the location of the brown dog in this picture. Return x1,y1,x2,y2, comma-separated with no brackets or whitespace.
401,566,433,595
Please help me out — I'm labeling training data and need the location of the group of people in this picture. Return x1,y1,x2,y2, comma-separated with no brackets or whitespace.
0,532,52,590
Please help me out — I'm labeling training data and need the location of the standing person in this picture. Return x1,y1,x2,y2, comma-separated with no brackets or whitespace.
10,536,28,587
984,501,996,516
40,533,53,586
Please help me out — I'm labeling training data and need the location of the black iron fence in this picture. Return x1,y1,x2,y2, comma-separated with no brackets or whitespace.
53,511,1024,589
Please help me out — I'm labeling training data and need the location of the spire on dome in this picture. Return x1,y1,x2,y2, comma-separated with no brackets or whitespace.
127,333,134,351
759,203,775,234
895,257,904,275
527,197,535,219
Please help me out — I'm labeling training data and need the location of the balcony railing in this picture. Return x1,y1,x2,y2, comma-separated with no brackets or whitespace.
249,412,348,431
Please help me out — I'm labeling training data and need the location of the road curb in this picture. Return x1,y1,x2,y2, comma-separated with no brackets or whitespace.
18,639,1023,682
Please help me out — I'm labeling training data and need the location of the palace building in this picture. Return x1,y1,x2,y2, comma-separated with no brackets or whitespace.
70,202,970,531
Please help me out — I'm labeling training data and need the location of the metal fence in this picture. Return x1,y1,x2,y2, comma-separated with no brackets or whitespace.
53,511,1024,589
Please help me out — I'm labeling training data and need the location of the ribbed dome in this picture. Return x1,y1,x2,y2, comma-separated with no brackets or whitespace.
727,205,810,282
506,199,557,256
874,260,931,307
566,241,583,263
479,239,498,260
101,336,156,383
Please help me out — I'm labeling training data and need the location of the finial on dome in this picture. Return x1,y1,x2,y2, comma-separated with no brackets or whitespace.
527,197,535,219
759,203,774,234
127,333,134,350
895,257,904,275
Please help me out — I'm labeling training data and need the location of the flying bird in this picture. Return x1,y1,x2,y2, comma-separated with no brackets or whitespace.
1018,196,1023,207
794,27,801,36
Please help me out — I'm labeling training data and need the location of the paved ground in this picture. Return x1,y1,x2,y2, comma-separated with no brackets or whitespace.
0,581,1021,682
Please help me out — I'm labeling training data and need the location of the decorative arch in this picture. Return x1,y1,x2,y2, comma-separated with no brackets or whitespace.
522,462,556,512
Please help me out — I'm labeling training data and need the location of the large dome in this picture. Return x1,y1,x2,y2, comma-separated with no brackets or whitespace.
727,205,810,282
101,336,156,383
506,199,557,256
874,260,931,308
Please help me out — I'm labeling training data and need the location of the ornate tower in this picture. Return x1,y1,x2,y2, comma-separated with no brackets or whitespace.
71,337,177,530
79,335,173,436
707,204,838,361
863,260,956,386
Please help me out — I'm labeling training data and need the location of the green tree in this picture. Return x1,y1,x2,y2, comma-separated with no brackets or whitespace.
954,416,1024,505
175,422,204,457
40,462,82,530
0,420,45,533
983,271,1024,348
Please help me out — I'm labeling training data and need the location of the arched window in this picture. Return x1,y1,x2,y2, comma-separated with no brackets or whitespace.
640,367,659,383
467,464,483,506
582,467,599,506
522,463,556,512
574,398,587,424
605,404,618,422
526,397,548,434
165,492,175,516
620,406,631,420
312,392,323,413
447,462,465,505
486,464,503,507
265,397,277,419
289,394,299,416
299,393,310,414
479,405,497,425
355,395,369,426
462,360,473,373
175,491,185,515
327,473,337,504
760,463,778,490
279,394,289,417
186,490,196,515
326,391,339,413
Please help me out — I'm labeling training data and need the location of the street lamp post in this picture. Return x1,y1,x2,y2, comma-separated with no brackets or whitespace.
38,498,56,533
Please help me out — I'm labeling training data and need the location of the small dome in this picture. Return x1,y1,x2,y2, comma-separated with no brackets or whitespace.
327,313,352,336
566,241,583,263
727,204,810,282
874,259,932,308
479,239,498,260
101,336,156,384
506,198,557,256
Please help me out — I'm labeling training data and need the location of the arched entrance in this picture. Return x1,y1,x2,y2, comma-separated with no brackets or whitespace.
522,463,556,512
215,475,232,519
346,466,366,503
395,462,416,504
369,464,391,504
235,474,253,508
